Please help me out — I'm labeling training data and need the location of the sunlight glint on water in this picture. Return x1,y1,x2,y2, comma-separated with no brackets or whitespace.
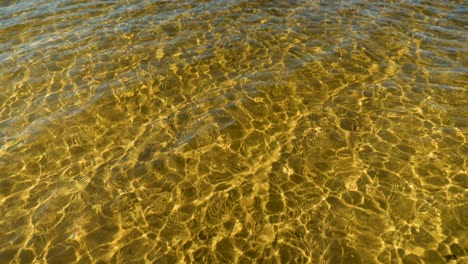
0,0,467,263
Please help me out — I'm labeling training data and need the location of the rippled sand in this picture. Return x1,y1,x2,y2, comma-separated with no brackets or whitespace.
0,0,467,263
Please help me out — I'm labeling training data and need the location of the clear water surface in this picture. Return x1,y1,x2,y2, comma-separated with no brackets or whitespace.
0,0,467,263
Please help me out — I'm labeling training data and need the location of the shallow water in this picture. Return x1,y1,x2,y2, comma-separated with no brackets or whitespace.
0,0,467,263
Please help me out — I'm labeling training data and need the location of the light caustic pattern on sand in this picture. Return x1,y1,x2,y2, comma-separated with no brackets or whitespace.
0,0,467,263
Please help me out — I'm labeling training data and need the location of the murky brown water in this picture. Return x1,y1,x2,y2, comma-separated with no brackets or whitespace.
1,0,467,263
